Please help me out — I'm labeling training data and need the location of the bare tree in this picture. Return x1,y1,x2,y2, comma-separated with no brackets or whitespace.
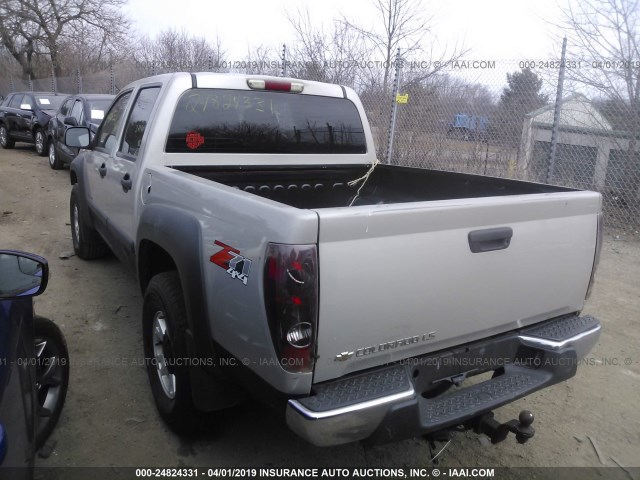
0,0,130,78
0,2,42,78
242,44,280,76
135,29,226,74
558,0,640,200
341,0,468,92
433,74,495,122
54,21,132,75
286,7,368,86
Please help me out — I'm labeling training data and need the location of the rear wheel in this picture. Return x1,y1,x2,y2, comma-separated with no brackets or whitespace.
34,316,69,450
0,124,15,149
70,185,108,259
48,142,64,170
35,128,47,156
143,272,203,434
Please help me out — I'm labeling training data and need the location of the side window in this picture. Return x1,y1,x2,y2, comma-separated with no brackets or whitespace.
9,95,23,109
59,98,73,117
95,92,132,152
118,87,161,160
70,100,84,123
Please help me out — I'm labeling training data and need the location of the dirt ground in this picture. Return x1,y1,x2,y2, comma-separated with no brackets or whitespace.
0,145,639,476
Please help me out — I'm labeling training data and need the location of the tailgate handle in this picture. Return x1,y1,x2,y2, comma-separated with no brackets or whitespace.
468,227,513,253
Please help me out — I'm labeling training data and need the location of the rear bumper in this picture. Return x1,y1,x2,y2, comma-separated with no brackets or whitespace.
286,314,600,446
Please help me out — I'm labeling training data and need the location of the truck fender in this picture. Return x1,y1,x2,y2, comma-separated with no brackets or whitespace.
137,205,236,411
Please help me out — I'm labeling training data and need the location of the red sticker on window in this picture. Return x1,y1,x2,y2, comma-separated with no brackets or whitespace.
186,131,204,150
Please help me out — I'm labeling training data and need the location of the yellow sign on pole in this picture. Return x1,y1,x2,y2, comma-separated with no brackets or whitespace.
396,93,409,104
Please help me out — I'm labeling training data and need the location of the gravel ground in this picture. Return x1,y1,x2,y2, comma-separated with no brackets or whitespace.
0,145,638,477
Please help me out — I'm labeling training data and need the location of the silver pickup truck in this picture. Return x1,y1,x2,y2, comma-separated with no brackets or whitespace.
65,72,602,448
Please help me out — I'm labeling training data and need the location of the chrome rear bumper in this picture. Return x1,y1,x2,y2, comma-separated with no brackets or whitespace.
287,314,600,446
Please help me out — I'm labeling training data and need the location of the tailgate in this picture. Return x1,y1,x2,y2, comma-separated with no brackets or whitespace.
313,191,601,383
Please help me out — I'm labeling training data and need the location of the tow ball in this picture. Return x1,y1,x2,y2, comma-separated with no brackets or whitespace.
474,410,535,444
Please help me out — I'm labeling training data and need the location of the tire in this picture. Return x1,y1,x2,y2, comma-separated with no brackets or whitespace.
143,272,203,434
0,124,15,149
48,141,64,170
70,185,108,259
34,316,69,450
35,128,47,156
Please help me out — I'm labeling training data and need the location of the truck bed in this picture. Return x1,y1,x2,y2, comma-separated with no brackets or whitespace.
173,162,597,383
174,164,572,209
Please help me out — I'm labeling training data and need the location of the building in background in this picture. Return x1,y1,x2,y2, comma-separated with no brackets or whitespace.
519,94,640,209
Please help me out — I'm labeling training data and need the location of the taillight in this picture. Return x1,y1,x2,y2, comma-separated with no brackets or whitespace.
586,212,604,299
247,78,304,93
264,243,318,373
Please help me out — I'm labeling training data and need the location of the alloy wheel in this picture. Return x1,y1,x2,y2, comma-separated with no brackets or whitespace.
152,311,176,399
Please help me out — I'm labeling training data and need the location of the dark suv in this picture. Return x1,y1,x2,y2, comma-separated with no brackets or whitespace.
47,93,114,169
0,92,68,156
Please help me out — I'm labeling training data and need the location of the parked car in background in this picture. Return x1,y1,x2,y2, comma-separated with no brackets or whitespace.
0,92,68,156
0,251,69,479
47,94,114,170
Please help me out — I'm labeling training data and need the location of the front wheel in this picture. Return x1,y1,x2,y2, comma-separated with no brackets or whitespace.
35,128,47,156
143,272,203,434
70,186,108,259
48,142,64,170
0,124,15,149
34,316,69,450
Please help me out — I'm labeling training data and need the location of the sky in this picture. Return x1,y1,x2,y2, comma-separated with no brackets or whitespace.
123,0,566,62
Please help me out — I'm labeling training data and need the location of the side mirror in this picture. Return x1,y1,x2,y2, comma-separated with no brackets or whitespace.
65,126,91,148
64,116,78,127
0,251,49,299
20,104,33,111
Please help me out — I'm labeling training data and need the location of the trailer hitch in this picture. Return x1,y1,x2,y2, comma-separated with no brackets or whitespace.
474,410,535,444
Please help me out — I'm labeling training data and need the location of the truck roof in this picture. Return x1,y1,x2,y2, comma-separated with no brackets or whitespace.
122,72,346,99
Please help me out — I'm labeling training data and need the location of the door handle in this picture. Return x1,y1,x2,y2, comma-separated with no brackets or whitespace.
468,227,513,253
121,173,132,192
98,163,107,178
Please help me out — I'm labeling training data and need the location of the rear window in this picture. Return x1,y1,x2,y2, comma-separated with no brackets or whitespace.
88,99,113,121
166,89,366,154
35,95,66,110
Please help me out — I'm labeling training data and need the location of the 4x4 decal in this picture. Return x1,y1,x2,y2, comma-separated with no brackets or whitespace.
210,240,252,285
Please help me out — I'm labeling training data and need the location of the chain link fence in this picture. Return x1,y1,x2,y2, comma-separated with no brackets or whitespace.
377,57,639,232
1,56,638,231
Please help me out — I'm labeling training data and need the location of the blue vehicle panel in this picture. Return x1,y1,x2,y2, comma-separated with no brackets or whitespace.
0,251,67,480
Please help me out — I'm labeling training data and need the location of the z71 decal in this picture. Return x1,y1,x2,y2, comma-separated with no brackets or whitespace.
210,240,252,285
